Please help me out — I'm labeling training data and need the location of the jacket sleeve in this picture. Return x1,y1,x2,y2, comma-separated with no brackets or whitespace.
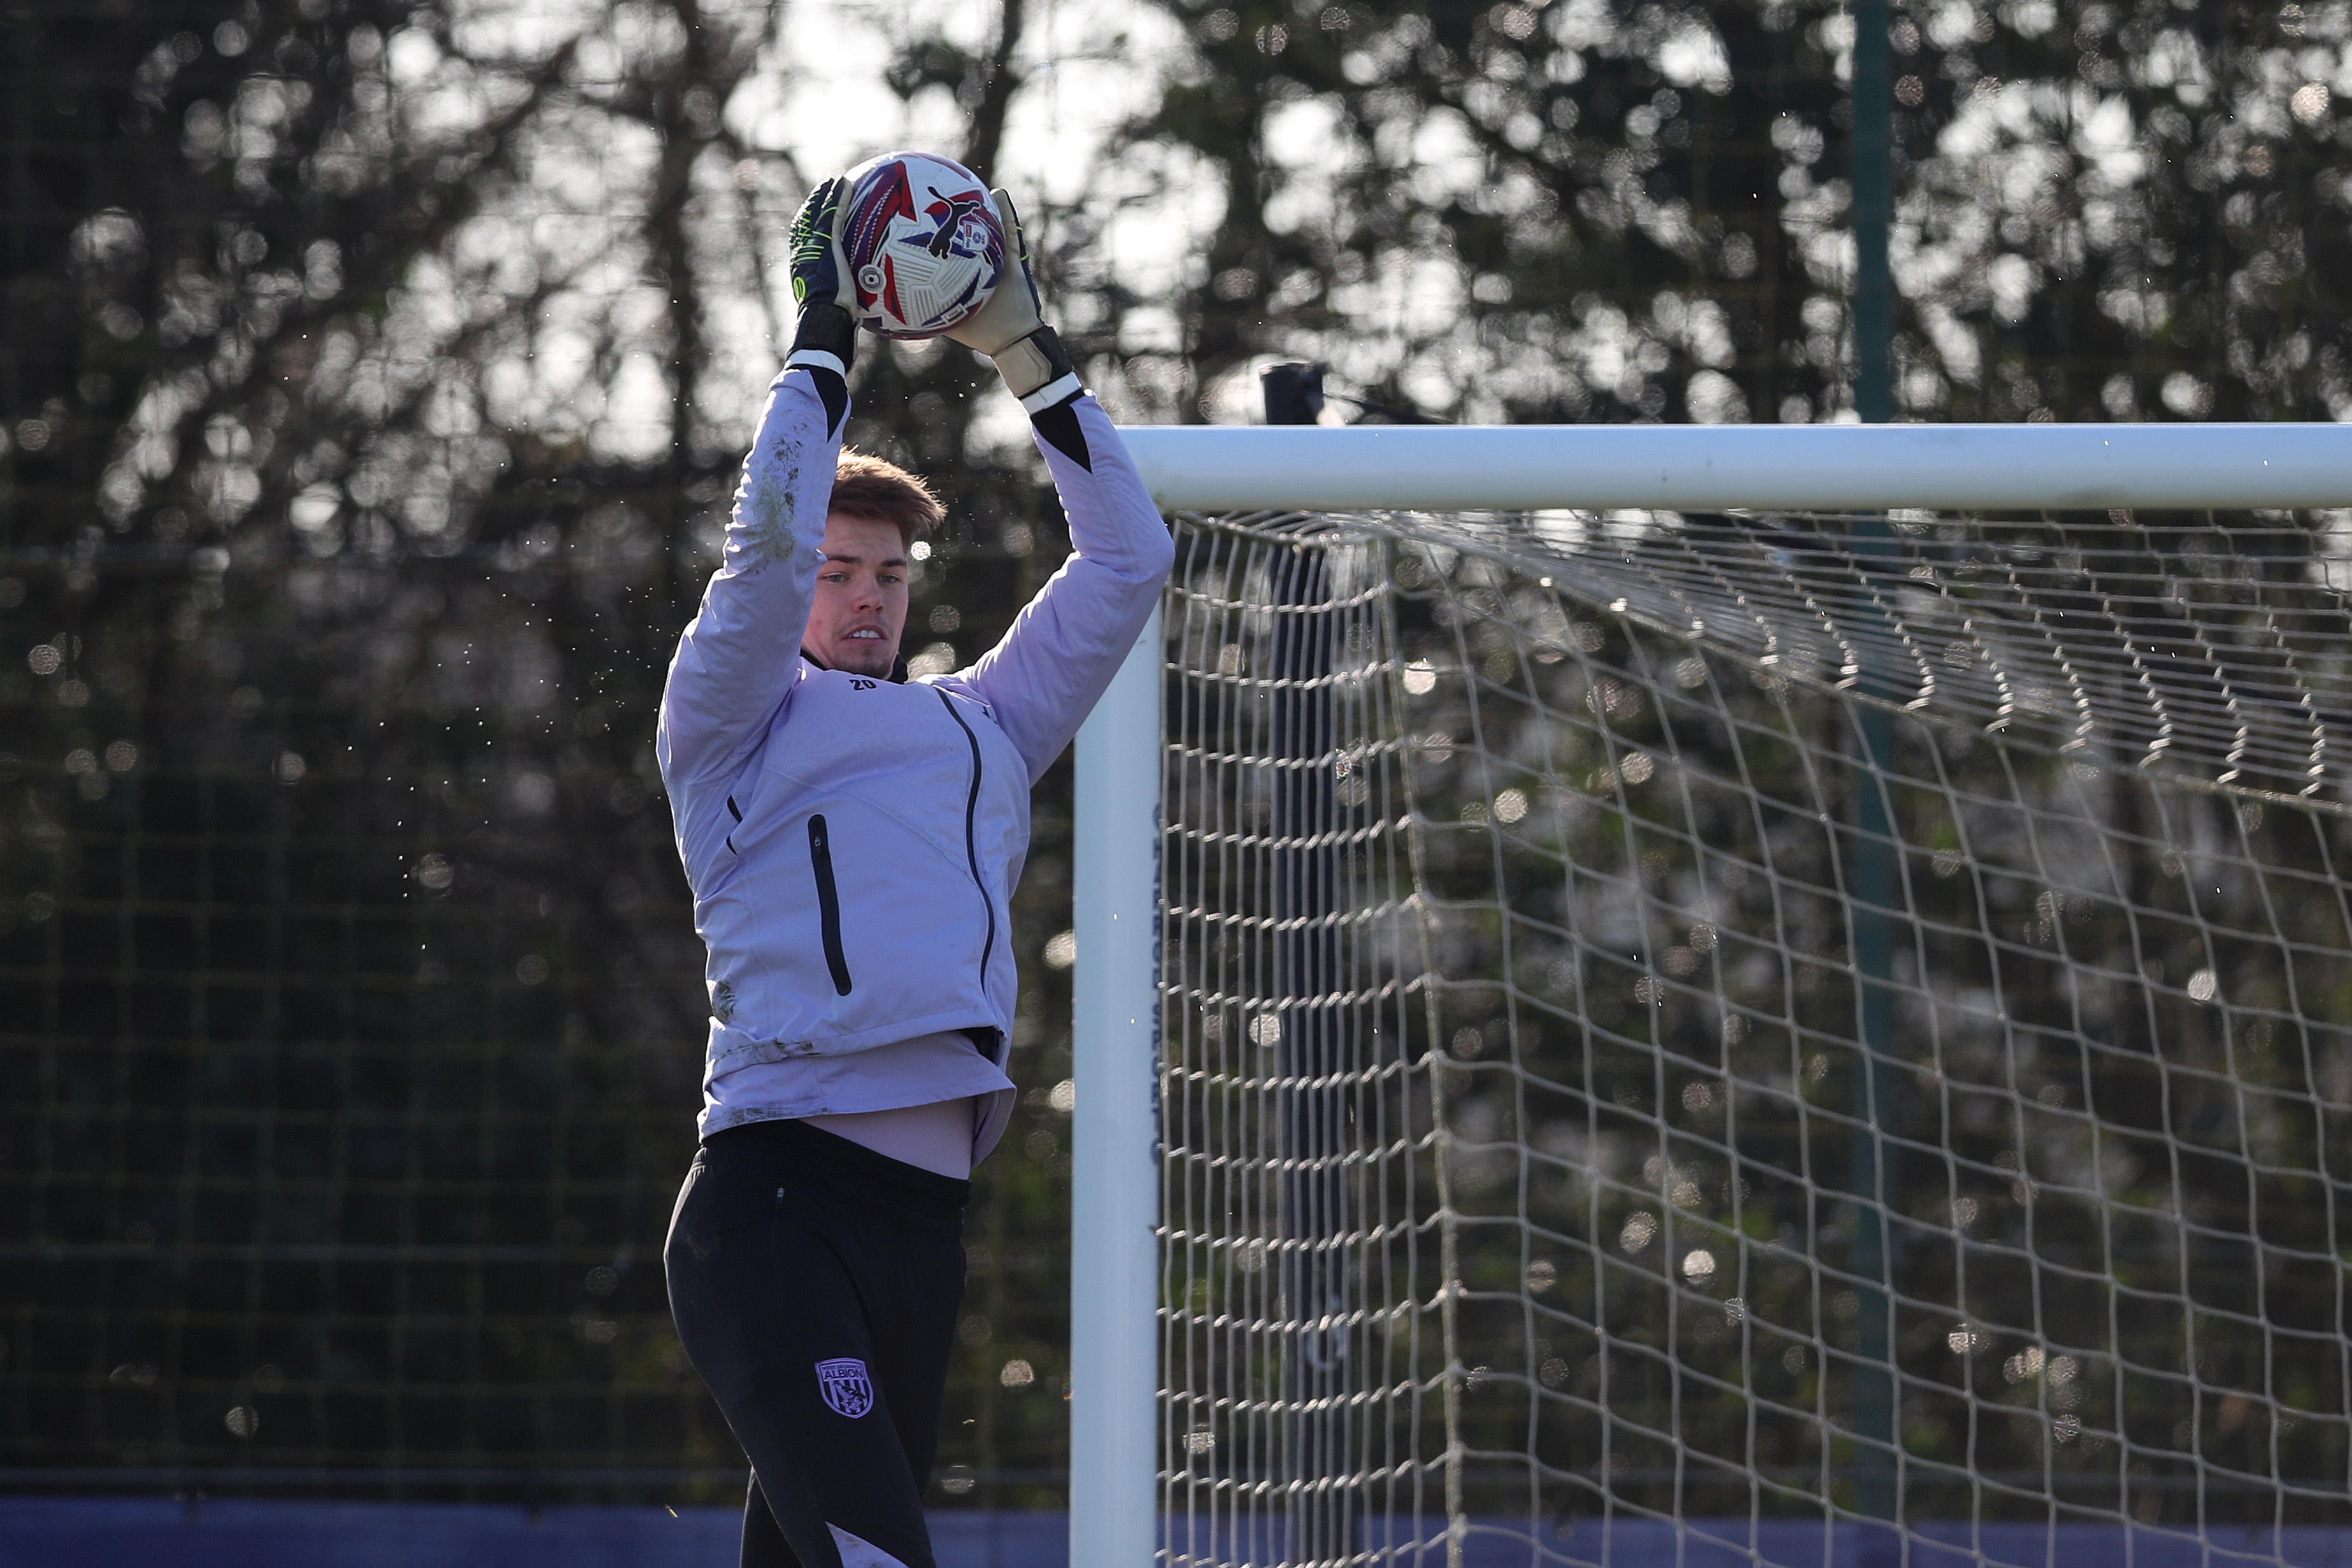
951,394,1176,784
657,369,845,788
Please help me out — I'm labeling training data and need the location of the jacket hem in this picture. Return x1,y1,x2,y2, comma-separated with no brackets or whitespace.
704,1008,1009,1075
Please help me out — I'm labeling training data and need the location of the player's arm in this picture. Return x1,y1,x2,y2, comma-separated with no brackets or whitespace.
939,191,1176,783
657,180,861,786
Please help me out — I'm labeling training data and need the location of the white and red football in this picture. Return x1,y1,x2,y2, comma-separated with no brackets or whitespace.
839,151,1006,339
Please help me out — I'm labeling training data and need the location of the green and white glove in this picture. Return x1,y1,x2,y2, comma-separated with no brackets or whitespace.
946,188,1081,413
785,176,856,382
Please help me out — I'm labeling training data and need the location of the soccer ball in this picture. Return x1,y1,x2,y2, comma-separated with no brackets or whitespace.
840,151,1006,340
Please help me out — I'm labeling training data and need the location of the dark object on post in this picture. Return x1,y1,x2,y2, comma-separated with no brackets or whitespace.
1261,362,1326,425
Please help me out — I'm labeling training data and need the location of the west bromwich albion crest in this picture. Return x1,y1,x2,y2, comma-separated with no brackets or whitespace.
816,1357,874,1418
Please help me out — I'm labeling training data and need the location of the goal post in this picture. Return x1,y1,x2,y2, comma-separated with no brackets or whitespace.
1071,604,1165,1568
1068,422,2352,1568
1111,423,2352,513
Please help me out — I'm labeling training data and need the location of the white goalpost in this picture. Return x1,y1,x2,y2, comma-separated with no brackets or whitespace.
1111,423,2352,513
1073,601,1167,1568
1070,422,2352,1568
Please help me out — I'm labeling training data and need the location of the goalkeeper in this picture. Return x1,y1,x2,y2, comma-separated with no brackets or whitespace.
655,175,1171,1568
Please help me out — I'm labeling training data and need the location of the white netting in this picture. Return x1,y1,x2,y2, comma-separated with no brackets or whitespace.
1157,507,2352,1568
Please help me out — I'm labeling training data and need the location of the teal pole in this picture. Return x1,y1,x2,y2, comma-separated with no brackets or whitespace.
1847,0,1900,1532
1853,0,1893,425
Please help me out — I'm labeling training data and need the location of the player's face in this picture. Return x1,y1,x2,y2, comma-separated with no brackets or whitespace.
808,512,910,679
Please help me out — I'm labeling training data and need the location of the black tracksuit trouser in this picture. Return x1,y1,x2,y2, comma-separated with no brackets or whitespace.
664,1118,970,1568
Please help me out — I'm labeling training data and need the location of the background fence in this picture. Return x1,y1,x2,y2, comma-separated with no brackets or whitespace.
8,0,2352,1515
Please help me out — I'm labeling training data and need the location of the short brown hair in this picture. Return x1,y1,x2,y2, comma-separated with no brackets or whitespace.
830,450,943,549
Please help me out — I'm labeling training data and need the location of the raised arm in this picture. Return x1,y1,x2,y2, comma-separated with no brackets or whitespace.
950,397,1172,781
933,190,1175,781
655,369,845,785
657,178,862,787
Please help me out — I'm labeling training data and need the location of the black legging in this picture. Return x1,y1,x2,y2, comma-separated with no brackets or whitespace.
665,1118,969,1568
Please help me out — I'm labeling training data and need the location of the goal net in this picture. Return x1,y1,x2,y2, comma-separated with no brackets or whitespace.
1153,498,2352,1568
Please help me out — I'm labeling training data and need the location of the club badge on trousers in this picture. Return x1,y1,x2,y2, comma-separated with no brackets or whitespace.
816,1357,874,1418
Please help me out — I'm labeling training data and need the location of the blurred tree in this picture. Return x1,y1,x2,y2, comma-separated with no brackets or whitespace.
6,0,2352,1515
0,0,1085,1504
1101,0,2352,428
1,0,741,1497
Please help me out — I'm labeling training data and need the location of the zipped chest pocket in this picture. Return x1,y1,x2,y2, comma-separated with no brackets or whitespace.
933,690,999,988
807,815,852,995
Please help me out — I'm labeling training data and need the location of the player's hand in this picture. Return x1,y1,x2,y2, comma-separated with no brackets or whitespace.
785,175,857,378
946,188,1044,356
947,187,1079,409
788,176,853,315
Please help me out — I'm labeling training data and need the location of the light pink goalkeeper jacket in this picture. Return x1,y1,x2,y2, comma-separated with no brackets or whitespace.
657,368,1173,1146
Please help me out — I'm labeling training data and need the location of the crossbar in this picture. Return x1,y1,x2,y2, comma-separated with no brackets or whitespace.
1116,422,2352,512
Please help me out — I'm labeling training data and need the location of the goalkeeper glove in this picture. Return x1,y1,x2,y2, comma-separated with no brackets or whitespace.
785,175,856,382
945,188,1081,413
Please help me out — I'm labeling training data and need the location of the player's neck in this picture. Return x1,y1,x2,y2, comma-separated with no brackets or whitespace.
800,646,909,682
